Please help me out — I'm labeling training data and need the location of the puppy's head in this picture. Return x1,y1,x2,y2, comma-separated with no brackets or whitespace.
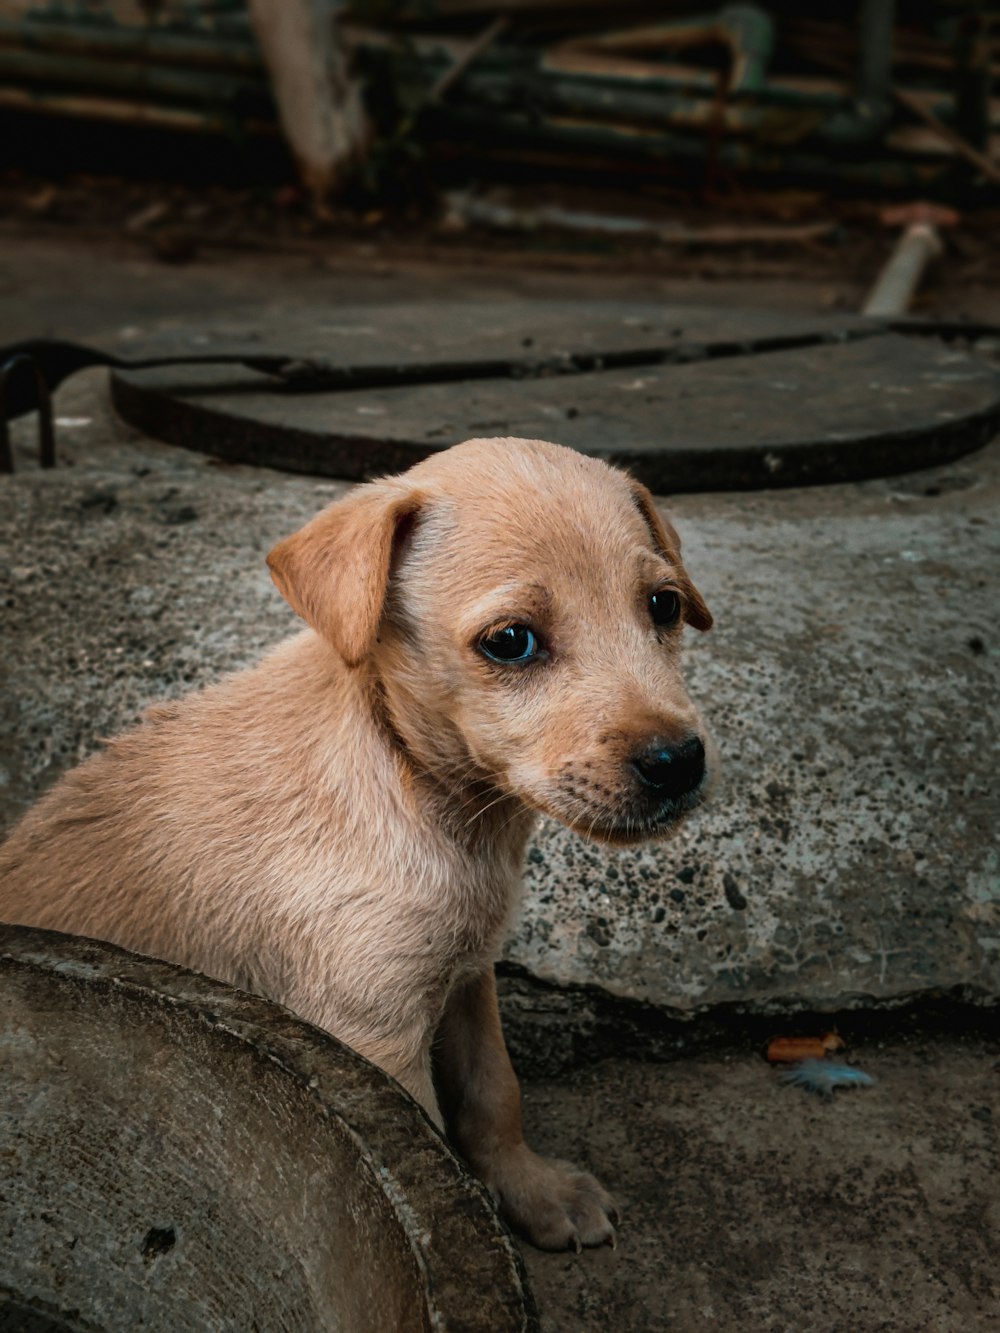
268,438,714,845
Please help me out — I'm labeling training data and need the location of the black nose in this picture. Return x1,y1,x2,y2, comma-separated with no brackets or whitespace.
631,736,705,799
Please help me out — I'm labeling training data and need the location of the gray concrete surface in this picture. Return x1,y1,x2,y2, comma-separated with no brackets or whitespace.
2,367,997,1021
519,1033,1000,1332
1,925,534,1333
2,236,999,1333
111,319,1000,492
519,448,999,1016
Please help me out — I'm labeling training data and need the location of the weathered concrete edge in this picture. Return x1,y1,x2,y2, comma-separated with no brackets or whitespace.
496,962,1000,1078
108,355,1000,493
1,924,540,1333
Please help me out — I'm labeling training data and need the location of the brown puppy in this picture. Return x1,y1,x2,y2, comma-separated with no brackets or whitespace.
0,437,713,1251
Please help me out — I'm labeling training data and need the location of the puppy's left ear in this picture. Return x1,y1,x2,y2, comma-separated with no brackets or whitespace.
267,480,424,666
630,481,713,631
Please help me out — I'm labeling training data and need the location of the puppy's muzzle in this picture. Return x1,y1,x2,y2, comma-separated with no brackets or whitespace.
630,735,706,802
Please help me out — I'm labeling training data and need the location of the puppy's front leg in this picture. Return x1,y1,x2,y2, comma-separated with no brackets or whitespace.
434,967,617,1252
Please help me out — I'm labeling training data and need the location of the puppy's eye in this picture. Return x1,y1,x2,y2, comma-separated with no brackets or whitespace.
479,625,540,664
649,590,681,629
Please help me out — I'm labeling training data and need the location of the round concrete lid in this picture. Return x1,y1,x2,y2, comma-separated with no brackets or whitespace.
108,302,1000,490
0,925,537,1333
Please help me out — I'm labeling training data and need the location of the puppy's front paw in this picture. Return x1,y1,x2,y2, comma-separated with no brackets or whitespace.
484,1145,618,1252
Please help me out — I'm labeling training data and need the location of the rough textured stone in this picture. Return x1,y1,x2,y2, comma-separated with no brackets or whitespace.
512,454,998,1015
1,369,998,1024
110,315,1000,491
0,925,536,1333
3,234,998,1333
519,1033,1000,1332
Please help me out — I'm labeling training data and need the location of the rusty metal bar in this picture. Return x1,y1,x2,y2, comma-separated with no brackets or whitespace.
0,46,272,109
0,88,277,137
892,84,1000,185
554,5,775,95
419,101,938,189
0,18,263,73
0,355,56,474
444,193,838,244
429,15,510,102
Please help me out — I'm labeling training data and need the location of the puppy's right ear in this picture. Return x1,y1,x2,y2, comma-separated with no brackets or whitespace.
267,481,423,666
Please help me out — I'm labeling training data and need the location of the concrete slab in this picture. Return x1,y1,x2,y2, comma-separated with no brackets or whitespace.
108,325,1000,493
514,445,999,1018
518,1033,1000,1331
2,236,997,1333
1,364,997,1025
1,925,535,1333
111,325,1000,490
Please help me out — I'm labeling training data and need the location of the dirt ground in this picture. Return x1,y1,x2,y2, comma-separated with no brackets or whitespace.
1,174,999,326
1,224,998,1331
519,1036,1000,1332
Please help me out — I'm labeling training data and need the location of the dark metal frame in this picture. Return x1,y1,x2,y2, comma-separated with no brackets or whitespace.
0,354,56,474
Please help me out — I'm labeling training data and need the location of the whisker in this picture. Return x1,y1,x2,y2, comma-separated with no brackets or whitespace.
494,803,532,839
463,789,514,829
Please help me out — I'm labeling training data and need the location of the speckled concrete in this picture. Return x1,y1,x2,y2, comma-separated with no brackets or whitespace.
515,455,999,1014
2,237,998,1333
1,925,535,1333
518,1030,1000,1333
2,359,997,1023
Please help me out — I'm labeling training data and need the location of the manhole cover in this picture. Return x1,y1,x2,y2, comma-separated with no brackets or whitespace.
110,303,1000,490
